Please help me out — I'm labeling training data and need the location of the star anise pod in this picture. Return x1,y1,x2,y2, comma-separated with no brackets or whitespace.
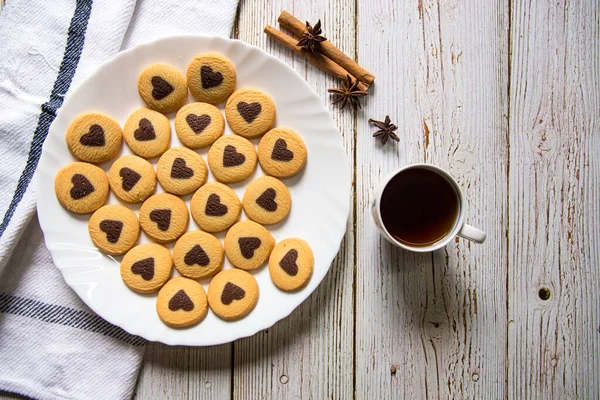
297,20,327,55
328,75,369,110
369,116,399,145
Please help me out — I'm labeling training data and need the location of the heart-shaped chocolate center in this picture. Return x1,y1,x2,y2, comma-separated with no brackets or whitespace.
169,290,194,311
151,76,174,100
201,66,224,89
171,157,194,179
120,167,141,192
238,237,261,259
237,102,262,123
271,139,294,162
186,114,211,134
221,282,245,305
279,249,299,276
134,118,156,141
256,188,277,212
205,193,228,216
70,174,95,200
99,220,123,244
150,209,171,231
184,245,210,266
223,145,245,167
131,257,155,281
79,124,105,147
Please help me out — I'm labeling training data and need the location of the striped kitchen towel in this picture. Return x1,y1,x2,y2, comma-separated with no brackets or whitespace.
0,0,239,399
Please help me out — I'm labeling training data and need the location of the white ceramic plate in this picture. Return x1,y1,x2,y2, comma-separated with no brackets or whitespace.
36,36,350,346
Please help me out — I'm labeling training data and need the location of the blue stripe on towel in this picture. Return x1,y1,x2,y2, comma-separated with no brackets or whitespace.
0,0,94,238
0,293,146,346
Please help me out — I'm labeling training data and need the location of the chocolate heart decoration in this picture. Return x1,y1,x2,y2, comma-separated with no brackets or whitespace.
186,114,211,135
223,145,245,167
171,157,194,179
221,282,245,305
256,188,277,212
279,249,299,276
237,102,262,123
184,245,210,266
151,76,174,100
120,167,141,192
169,290,194,311
70,174,95,200
200,66,224,89
79,124,105,147
238,237,261,259
271,139,294,162
150,209,171,231
99,220,123,244
134,118,156,141
131,257,155,281
205,193,228,216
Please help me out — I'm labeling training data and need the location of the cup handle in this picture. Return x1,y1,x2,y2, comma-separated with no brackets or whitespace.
457,223,486,244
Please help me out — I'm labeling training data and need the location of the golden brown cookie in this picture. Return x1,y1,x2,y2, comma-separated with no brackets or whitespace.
242,176,291,225
207,268,259,321
121,243,173,293
224,220,275,270
174,102,225,148
65,112,122,163
186,53,236,104
123,108,171,158
139,193,189,243
88,205,140,255
207,135,257,183
156,147,208,195
108,155,156,203
157,277,208,328
268,238,314,291
190,181,241,233
55,162,109,214
257,127,307,178
225,88,276,138
138,63,188,114
173,230,224,280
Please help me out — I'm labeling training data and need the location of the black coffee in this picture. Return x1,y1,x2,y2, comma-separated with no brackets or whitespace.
380,167,459,247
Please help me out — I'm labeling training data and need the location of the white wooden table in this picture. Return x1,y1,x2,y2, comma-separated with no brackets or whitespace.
2,0,599,398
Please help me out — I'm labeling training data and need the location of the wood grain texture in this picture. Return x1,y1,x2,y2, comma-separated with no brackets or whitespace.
355,0,509,398
232,1,356,399
507,0,600,398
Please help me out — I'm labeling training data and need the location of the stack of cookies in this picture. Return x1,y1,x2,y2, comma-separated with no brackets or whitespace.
54,52,314,329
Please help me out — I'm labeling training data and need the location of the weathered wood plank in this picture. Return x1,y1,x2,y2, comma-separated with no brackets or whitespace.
507,0,600,398
355,0,509,398
134,344,232,400
233,1,356,399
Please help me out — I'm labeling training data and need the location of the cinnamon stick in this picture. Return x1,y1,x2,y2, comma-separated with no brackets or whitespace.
278,10,375,86
264,25,370,92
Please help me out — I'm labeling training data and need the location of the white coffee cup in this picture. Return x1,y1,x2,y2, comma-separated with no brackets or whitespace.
371,163,486,252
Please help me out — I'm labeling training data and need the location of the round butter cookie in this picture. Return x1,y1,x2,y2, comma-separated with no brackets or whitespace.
123,108,171,158
174,102,224,148
258,127,307,178
242,176,291,225
139,193,189,243
207,269,259,321
55,162,109,214
138,63,187,114
121,243,173,293
65,112,122,163
157,147,207,196
157,277,208,328
88,205,140,255
225,88,276,138
224,220,275,271
173,230,224,280
108,155,156,203
268,238,314,291
190,181,241,233
207,135,257,183
186,53,236,104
